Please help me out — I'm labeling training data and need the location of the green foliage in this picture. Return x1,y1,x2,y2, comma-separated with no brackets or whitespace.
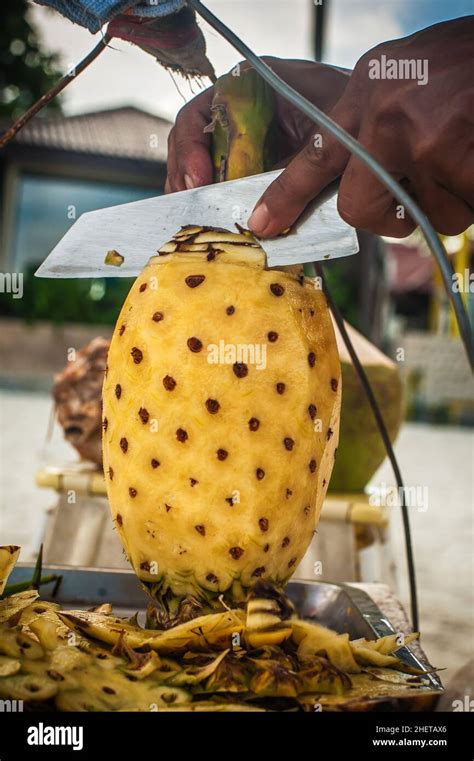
0,265,133,326
0,0,63,119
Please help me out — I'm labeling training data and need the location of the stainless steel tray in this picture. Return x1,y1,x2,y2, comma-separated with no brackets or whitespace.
9,564,442,692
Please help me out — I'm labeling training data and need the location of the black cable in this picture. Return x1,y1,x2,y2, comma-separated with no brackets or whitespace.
312,262,419,632
188,0,424,630
188,0,473,370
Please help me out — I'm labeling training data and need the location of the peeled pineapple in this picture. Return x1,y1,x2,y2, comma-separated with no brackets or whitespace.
102,227,341,610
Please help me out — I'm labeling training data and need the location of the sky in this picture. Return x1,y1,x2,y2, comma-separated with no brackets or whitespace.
30,0,473,123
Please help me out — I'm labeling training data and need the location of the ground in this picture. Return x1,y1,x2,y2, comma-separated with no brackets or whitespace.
1,387,472,680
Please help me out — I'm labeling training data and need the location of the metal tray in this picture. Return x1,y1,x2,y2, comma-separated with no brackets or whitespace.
9,564,442,693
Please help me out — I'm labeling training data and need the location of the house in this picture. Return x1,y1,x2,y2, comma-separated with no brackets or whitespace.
0,106,171,386
0,106,172,272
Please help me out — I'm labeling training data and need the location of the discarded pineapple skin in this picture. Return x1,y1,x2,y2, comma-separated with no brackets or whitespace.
103,230,341,607
0,545,20,595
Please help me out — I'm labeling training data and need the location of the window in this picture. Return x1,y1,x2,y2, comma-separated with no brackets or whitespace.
11,173,159,271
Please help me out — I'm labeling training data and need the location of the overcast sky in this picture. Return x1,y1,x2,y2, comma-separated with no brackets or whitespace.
30,0,472,123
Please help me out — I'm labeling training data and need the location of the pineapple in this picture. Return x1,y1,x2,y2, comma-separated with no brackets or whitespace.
102,227,341,610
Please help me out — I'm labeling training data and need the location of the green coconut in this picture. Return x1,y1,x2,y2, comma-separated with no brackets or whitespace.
329,322,404,493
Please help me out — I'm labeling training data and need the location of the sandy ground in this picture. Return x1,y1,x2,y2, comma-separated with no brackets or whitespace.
1,387,472,682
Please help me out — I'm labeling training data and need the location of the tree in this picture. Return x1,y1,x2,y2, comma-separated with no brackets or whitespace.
0,0,63,119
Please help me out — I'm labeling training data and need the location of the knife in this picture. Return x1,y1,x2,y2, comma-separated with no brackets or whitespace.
35,170,358,278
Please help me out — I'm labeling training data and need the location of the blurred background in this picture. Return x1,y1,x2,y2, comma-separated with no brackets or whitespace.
0,0,472,678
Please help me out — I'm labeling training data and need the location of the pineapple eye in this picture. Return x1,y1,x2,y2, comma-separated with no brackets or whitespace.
248,417,260,431
233,362,248,378
115,384,122,399
216,448,228,461
267,331,278,342
331,378,339,391
138,408,149,424
187,337,203,353
205,399,220,414
226,305,235,315
185,275,205,288
120,437,128,453
308,404,317,419
270,283,285,297
308,352,316,367
152,311,164,322
258,518,269,532
283,437,295,451
131,347,143,364
176,428,188,443
163,375,176,391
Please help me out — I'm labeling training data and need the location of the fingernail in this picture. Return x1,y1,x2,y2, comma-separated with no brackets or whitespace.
248,202,270,235
184,174,195,190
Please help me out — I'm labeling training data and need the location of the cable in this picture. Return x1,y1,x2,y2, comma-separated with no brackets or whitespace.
188,0,424,629
311,262,419,631
188,0,473,370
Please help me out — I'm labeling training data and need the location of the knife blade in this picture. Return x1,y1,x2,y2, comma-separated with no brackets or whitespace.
35,170,358,278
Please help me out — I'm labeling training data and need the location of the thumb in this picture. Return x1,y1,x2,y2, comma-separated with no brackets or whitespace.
248,103,356,238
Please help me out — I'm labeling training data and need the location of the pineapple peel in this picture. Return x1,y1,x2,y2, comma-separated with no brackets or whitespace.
0,545,21,596
0,586,436,712
103,226,341,610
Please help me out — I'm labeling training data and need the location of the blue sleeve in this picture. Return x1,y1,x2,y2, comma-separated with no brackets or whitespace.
34,0,186,34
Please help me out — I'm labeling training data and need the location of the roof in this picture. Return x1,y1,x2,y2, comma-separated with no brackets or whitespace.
7,106,172,163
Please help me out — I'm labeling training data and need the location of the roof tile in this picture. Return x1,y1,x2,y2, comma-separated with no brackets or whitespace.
10,106,172,162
